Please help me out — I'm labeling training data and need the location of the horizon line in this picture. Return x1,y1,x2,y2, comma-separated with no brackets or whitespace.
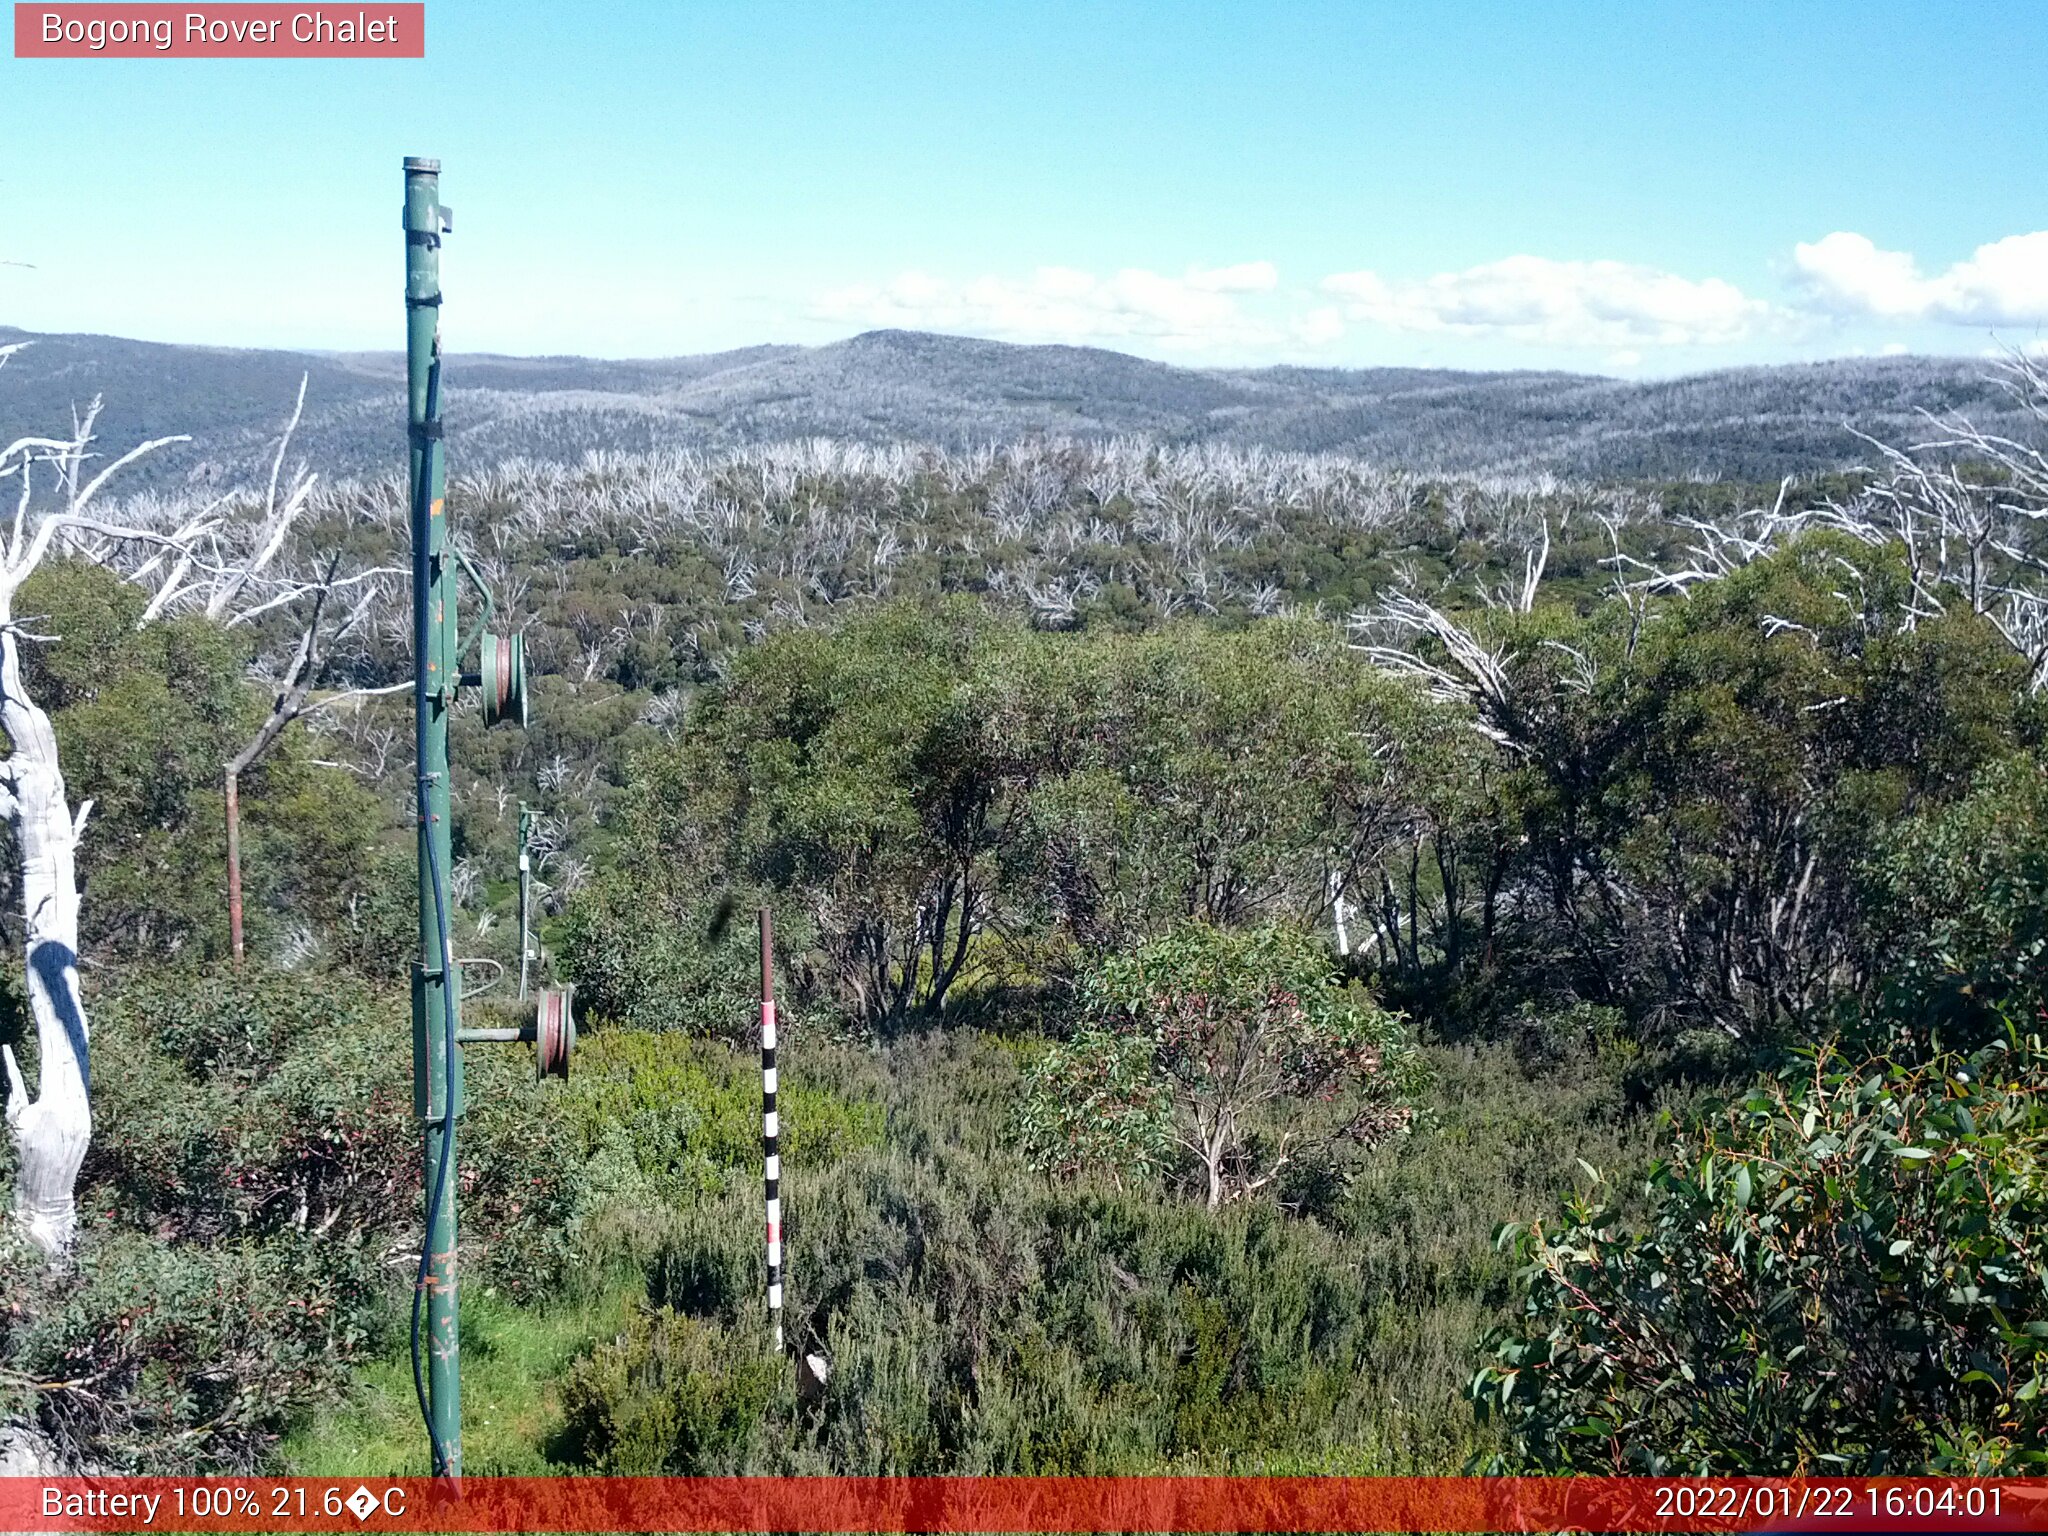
0,322,2005,386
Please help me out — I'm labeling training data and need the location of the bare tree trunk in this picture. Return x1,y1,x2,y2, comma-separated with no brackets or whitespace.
225,765,244,963
0,626,91,1255
1199,1119,1229,1211
214,567,408,963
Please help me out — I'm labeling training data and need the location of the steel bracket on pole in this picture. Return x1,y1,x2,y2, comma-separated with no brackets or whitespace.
410,964,466,1121
450,542,496,663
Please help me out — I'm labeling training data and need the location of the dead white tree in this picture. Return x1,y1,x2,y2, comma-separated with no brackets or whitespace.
1350,591,1527,750
0,355,206,1254
1595,357,2048,687
1807,356,2048,687
188,383,407,960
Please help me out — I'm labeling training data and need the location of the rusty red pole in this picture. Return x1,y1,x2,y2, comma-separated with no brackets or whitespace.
225,768,244,962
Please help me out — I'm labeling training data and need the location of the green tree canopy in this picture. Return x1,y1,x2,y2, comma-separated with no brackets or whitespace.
1022,923,1423,1210
3,560,383,964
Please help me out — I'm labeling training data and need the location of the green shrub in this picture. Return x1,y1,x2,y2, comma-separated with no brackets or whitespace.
564,1031,884,1192
87,967,413,1246
1474,1032,2048,1473
1860,750,2048,1055
1022,923,1424,1208
457,1042,587,1300
87,965,584,1298
1017,1027,1169,1186
4,1224,385,1472
556,1306,786,1472
327,847,421,983
612,1126,1472,1473
788,1150,1417,1471
559,877,778,1040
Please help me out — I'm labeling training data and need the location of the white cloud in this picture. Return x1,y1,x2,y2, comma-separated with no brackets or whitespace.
806,237,2045,362
1793,230,2048,326
810,263,1280,351
1792,234,1926,318
1320,255,1769,349
1185,261,1279,293
1293,306,1345,346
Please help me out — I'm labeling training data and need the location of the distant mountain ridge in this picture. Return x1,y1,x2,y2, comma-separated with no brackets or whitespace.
0,324,2026,487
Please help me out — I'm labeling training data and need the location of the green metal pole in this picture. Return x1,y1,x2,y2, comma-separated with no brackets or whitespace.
404,155,462,1479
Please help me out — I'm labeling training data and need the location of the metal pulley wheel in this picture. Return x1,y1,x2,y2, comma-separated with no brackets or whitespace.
535,986,575,1081
479,631,528,728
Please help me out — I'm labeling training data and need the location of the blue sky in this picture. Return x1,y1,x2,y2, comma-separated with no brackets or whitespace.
2,1,2044,373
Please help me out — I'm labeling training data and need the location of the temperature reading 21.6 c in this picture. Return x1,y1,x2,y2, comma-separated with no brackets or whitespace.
168,1484,409,1520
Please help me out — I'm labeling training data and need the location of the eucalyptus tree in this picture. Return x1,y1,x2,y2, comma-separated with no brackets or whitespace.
1021,922,1423,1209
1352,519,2030,1040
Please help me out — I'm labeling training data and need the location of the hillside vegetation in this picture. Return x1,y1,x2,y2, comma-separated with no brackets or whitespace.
0,325,2030,484
0,347,2043,1476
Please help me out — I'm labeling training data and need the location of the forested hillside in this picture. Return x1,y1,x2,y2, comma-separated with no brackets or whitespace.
0,324,2029,485
0,342,2043,1477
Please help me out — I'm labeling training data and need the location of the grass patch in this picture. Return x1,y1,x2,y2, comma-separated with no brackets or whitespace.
283,1281,642,1476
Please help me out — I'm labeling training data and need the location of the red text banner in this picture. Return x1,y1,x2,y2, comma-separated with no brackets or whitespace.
5,1477,2048,1533
14,4,424,57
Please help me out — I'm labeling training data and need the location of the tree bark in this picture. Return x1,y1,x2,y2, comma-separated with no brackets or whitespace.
0,626,91,1255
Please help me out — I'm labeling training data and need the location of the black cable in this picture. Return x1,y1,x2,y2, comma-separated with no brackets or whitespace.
408,348,460,1479
411,817,458,1474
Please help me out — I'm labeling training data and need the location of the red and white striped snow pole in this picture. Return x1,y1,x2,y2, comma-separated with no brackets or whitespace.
760,907,782,1353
